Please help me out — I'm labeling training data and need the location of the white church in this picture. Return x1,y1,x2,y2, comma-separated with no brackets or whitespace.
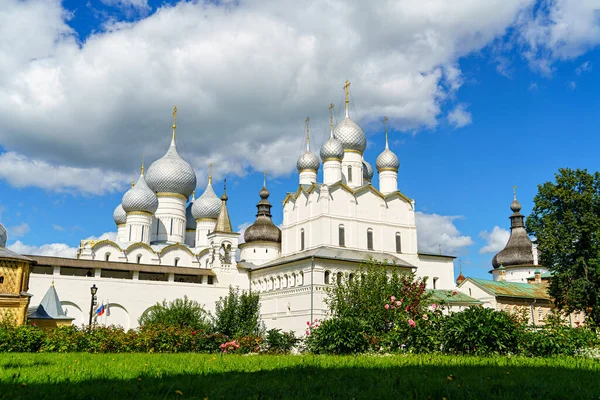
24,81,461,333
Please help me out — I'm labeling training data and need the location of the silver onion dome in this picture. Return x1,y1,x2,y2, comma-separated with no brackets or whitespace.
185,200,196,230
363,159,374,181
320,136,344,161
192,179,221,220
122,173,159,214
145,141,197,198
334,117,367,153
297,150,320,172
376,148,399,171
113,204,127,225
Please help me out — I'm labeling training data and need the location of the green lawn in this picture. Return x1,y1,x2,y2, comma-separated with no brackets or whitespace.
0,353,599,399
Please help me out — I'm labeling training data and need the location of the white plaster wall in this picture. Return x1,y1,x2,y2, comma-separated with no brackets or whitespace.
341,151,363,188
322,160,342,185
239,242,281,266
195,219,217,248
491,267,548,283
151,195,186,243
412,255,456,290
125,213,152,244
457,281,497,309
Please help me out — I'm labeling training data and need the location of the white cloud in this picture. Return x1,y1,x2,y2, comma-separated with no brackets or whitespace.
0,0,544,194
415,212,473,254
447,104,472,128
8,241,77,258
53,224,65,231
9,223,30,237
236,222,253,245
6,231,117,258
575,60,592,75
479,226,510,254
518,1,600,74
101,0,149,11
0,152,129,195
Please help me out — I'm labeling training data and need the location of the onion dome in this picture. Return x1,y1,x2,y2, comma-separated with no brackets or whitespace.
376,121,399,171
122,167,159,214
320,136,344,161
113,204,127,225
244,174,282,243
491,191,534,268
363,159,374,182
185,193,196,230
297,117,320,172
145,109,197,197
334,80,367,153
456,264,466,285
192,174,221,220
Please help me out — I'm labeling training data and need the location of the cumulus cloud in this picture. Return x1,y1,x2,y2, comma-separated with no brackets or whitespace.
415,212,473,254
7,231,117,258
479,226,510,254
236,222,253,245
0,0,545,194
447,104,472,128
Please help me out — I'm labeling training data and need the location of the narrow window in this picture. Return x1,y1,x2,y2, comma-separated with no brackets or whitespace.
174,258,179,267
300,229,305,251
0,276,4,284
324,271,330,285
253,249,256,253
128,226,132,242
469,288,472,296
141,226,145,242
395,232,402,253
299,271,304,286
347,166,352,183
156,220,160,235
349,273,354,283
169,219,173,235
367,229,373,250
339,225,345,247
433,277,438,290
105,253,110,262
336,272,343,285
207,276,213,285
136,255,142,264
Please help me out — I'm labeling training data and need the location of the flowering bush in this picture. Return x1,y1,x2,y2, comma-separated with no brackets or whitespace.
220,340,241,353
305,317,369,354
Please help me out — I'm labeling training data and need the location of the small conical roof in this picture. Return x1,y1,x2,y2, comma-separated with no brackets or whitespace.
214,180,233,233
28,283,73,320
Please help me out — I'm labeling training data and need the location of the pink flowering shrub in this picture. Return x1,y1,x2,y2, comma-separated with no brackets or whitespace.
220,340,241,353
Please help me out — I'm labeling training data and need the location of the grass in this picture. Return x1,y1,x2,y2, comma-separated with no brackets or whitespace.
1,353,599,399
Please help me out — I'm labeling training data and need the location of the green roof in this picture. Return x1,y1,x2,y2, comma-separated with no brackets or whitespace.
527,271,553,279
428,289,482,305
467,278,550,300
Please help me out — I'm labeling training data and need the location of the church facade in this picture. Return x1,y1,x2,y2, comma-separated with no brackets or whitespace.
24,82,457,333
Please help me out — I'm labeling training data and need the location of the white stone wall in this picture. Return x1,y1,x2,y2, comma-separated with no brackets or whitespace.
491,266,548,283
239,242,281,266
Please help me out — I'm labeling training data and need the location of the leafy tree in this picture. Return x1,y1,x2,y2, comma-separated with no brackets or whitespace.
527,168,600,326
138,296,212,331
214,286,262,337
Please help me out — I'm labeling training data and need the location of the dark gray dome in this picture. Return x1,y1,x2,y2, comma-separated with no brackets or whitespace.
363,159,374,181
185,200,196,230
492,195,534,268
122,173,159,214
146,140,197,197
244,185,281,244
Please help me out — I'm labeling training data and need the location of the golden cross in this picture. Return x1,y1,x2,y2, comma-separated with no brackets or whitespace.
343,80,351,110
172,106,178,140
209,163,213,183
264,171,267,187
305,116,310,145
141,154,145,175
329,103,335,129
383,116,389,147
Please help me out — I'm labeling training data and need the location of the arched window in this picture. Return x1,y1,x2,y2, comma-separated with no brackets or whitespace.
269,278,274,291
136,254,142,264
324,271,331,285
174,257,179,267
291,273,296,287
105,253,110,262
300,229,305,251
367,228,373,250
141,225,145,242
347,166,352,183
339,225,345,247
336,272,343,285
299,271,304,286
395,232,402,253
283,275,288,288
278,276,282,289
349,273,354,283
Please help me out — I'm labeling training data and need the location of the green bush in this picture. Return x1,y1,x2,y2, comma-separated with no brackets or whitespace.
214,286,262,337
138,296,212,331
40,326,87,353
306,317,369,354
0,324,45,352
264,329,298,354
441,306,523,355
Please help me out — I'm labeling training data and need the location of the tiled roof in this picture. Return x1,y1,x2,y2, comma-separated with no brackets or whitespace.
466,278,550,300
428,289,482,305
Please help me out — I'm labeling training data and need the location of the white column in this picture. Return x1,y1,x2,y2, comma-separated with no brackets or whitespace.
299,170,317,185
341,151,363,188
116,224,127,242
379,170,398,194
151,194,187,243
323,160,342,185
125,212,153,244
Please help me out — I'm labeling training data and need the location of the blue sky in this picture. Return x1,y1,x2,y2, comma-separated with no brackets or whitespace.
1,0,599,280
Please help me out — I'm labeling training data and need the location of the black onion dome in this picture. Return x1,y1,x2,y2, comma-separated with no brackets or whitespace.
491,195,534,268
244,185,281,243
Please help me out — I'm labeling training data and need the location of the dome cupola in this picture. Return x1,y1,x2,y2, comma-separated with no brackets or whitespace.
113,204,127,225
320,105,344,161
192,168,221,220
333,80,367,153
363,158,374,182
244,173,282,243
491,189,534,269
145,107,197,198
376,118,399,171
297,117,320,172
122,164,159,214
186,192,196,230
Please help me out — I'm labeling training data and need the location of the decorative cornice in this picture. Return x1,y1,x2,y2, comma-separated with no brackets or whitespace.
116,224,125,228
90,240,122,252
322,157,342,163
125,242,156,254
298,169,317,173
156,192,188,200
378,167,399,172
126,211,153,217
159,243,195,256
344,149,363,155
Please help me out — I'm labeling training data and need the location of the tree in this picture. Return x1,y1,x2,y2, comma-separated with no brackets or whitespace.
138,296,212,331
527,168,600,326
214,286,262,337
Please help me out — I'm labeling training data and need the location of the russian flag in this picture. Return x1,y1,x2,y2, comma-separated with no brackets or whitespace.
95,303,105,316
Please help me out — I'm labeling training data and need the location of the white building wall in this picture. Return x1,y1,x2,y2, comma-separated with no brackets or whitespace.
457,281,497,309
491,266,548,283
151,195,187,243
239,242,281,266
341,151,363,188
